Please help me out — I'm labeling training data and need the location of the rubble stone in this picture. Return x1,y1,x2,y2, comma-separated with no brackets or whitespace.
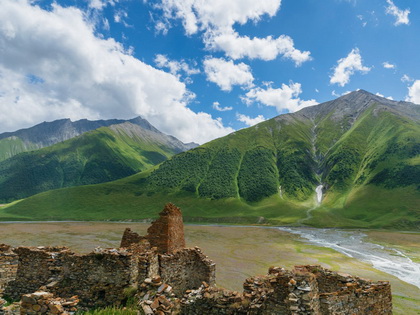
20,291,79,315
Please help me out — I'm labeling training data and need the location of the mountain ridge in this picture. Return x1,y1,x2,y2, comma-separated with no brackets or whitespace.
1,90,419,229
0,116,198,162
0,119,198,202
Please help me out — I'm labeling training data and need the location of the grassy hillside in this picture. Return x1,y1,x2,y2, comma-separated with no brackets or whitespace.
0,123,182,202
0,137,38,162
1,91,419,229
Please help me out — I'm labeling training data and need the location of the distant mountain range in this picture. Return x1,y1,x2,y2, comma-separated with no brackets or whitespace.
0,117,197,202
0,116,197,162
1,90,419,229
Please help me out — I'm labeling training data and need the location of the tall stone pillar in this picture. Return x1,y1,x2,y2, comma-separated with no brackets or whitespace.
146,203,186,254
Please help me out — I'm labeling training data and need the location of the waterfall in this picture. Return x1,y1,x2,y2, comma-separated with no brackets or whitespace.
315,185,323,204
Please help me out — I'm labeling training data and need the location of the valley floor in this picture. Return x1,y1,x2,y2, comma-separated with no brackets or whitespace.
0,222,418,314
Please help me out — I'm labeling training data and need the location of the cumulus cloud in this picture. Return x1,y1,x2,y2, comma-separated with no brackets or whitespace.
158,0,281,35
206,31,311,65
212,101,232,111
243,82,318,113
407,80,420,104
0,0,233,144
156,0,311,65
382,62,396,69
385,0,410,26
203,58,254,91
330,48,370,87
154,54,199,82
236,113,266,126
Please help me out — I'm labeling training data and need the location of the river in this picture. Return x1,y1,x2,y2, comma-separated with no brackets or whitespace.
278,227,420,289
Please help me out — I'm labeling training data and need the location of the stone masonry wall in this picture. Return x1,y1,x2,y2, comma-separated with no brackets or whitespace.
159,248,216,296
3,247,137,308
120,228,144,248
179,265,392,315
4,247,71,300
0,244,18,296
146,203,186,254
319,281,392,314
52,248,136,308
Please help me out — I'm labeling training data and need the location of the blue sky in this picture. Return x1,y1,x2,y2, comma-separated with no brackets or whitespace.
0,0,419,143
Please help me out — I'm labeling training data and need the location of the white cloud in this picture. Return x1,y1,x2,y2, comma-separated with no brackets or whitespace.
0,0,233,144
382,61,396,69
385,0,410,26
236,113,266,126
243,82,318,113
213,101,232,111
206,31,311,65
401,74,413,83
155,21,169,35
203,58,254,91
88,0,116,10
375,92,394,100
154,54,200,81
407,80,420,104
114,10,127,23
330,48,370,87
159,0,281,35
332,90,352,97
156,0,311,65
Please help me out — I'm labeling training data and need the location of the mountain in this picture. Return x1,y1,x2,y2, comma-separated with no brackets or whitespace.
0,116,198,162
0,120,197,202
1,90,419,229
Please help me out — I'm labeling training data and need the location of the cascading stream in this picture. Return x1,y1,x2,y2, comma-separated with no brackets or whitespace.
316,184,323,204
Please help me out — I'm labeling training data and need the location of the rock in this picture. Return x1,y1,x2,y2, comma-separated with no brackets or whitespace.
49,303,64,314
141,304,154,315
32,304,42,311
21,295,37,304
150,298,159,309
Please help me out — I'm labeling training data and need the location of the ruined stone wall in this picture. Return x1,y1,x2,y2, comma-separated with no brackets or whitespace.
319,281,392,315
0,245,18,295
146,203,186,254
120,228,144,248
297,265,369,294
136,248,159,284
52,249,136,308
159,248,216,296
3,247,137,308
4,247,70,300
179,265,392,315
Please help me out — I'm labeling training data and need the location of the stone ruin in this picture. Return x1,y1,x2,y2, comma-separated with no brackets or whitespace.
0,203,393,314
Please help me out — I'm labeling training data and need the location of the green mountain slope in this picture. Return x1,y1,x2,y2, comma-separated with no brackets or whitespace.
0,136,39,161
2,90,419,229
0,122,192,202
0,116,197,163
